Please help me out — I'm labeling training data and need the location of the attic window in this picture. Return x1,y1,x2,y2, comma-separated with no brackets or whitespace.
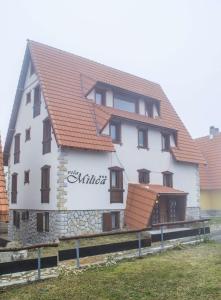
95,89,105,105
145,102,154,118
30,61,35,76
33,85,41,118
110,121,121,144
26,92,31,104
114,95,138,113
25,128,31,142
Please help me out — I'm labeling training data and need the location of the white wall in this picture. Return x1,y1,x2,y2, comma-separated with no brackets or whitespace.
66,122,199,210
8,62,58,211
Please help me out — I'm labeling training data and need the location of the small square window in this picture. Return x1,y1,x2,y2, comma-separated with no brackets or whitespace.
26,92,31,104
25,128,31,142
24,170,30,184
138,169,150,184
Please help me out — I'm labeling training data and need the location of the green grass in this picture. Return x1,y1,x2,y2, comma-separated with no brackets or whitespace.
209,217,221,226
1,242,221,300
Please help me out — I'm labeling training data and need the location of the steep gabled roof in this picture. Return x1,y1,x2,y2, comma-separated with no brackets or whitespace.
4,40,205,165
0,135,8,222
195,133,221,190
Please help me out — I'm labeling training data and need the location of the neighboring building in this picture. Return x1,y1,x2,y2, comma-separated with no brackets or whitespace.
4,41,205,244
0,134,8,231
195,127,221,216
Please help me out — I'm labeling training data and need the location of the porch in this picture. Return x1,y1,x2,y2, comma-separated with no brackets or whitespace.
125,184,188,229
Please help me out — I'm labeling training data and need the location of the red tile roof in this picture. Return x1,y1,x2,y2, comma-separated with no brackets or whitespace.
125,184,187,229
4,41,205,164
0,135,8,222
195,134,221,190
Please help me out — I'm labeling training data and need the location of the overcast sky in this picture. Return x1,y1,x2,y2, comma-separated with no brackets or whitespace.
1,0,221,145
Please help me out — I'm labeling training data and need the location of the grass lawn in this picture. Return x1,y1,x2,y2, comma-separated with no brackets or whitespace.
1,242,221,300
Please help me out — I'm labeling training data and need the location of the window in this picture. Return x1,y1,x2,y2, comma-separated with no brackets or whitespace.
13,211,20,228
102,211,120,232
24,170,30,184
110,121,121,144
138,169,150,184
162,133,171,151
41,166,50,203
138,129,148,149
30,61,35,76
95,89,105,105
114,95,138,113
145,102,154,118
33,85,41,118
25,128,31,141
26,92,31,104
37,212,49,232
14,134,20,164
11,173,18,204
21,211,29,221
43,118,51,154
109,167,124,203
162,171,173,187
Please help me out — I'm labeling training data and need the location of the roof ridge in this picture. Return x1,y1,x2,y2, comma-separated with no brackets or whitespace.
27,40,161,88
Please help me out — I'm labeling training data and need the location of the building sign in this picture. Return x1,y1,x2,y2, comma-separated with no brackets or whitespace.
67,171,107,185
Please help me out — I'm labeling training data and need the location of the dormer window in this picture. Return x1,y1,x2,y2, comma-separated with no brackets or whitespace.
95,89,105,105
114,95,138,113
145,102,154,118
162,133,171,151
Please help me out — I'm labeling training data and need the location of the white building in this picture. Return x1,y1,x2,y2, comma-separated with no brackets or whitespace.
4,41,205,244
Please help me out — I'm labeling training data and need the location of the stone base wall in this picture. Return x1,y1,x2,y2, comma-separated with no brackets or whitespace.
8,209,124,245
200,209,221,218
186,207,200,220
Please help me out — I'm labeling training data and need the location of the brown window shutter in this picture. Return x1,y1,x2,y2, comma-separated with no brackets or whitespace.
14,134,20,164
37,213,43,232
45,212,49,232
102,213,112,232
43,118,51,154
11,173,18,203
41,166,50,203
33,85,41,118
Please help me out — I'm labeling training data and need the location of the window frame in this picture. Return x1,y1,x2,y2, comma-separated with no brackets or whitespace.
14,133,20,164
102,211,120,232
42,118,52,154
26,92,31,105
41,165,51,203
95,88,106,105
33,85,41,118
137,169,150,184
162,171,173,188
11,173,18,204
145,101,154,118
13,211,20,228
162,132,171,152
24,170,30,184
113,94,139,114
37,212,50,232
109,121,121,144
137,128,148,149
25,128,31,142
109,166,124,203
